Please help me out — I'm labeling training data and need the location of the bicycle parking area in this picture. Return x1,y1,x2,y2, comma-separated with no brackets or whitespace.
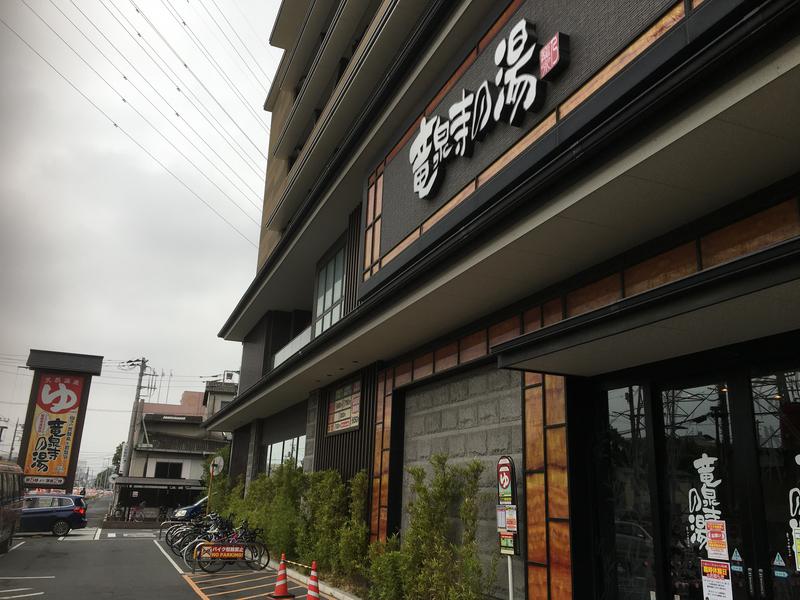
182,566,330,600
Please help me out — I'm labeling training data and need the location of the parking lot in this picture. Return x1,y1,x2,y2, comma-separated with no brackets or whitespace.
182,567,322,600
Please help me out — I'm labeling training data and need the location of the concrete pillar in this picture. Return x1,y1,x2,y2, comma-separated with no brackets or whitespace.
303,392,319,473
244,419,263,491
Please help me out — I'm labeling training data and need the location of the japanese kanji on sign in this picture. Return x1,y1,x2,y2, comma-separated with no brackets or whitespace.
22,373,85,486
409,17,568,200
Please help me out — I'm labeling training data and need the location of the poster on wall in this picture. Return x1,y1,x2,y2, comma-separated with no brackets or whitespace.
327,381,361,434
22,373,85,486
706,520,729,560
701,559,733,600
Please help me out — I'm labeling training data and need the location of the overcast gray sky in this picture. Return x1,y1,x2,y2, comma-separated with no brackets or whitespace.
0,0,281,475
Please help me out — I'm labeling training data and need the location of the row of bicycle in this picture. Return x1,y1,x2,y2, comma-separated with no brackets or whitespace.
162,513,270,572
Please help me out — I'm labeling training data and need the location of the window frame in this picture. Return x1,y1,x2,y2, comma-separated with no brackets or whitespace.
312,235,347,339
154,461,183,479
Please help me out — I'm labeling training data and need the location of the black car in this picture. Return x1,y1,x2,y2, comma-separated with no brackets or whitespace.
172,496,207,520
20,494,87,536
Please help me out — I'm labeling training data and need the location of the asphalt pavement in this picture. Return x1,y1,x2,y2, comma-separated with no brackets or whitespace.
0,496,326,600
0,495,195,600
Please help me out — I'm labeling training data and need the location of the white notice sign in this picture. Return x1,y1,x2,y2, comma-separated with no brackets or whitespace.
706,520,729,560
701,559,733,600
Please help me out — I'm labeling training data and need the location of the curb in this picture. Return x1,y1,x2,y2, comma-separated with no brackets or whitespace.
267,559,363,600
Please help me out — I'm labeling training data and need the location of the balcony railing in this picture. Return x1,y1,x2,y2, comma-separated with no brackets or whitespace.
273,326,312,368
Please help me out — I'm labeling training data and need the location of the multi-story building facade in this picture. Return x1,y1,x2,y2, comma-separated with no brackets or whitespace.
114,388,232,513
207,1,800,598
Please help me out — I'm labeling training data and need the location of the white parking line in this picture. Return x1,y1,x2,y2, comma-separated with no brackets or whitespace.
0,577,54,579
152,539,184,575
0,592,44,599
8,542,24,553
94,528,102,541
0,590,30,594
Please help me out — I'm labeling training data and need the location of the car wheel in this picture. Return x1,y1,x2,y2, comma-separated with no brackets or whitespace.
52,520,71,537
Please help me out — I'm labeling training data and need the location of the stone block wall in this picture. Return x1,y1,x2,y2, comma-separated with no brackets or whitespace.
402,364,525,599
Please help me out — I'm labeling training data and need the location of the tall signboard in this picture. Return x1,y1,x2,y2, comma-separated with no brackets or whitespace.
18,350,103,491
497,455,519,600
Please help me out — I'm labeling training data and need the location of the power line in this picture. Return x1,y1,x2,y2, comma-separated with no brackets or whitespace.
0,12,256,248
0,401,167,414
98,0,265,173
158,0,270,133
193,0,268,95
206,0,274,88
64,0,265,208
128,0,269,157
22,0,260,228
231,0,282,65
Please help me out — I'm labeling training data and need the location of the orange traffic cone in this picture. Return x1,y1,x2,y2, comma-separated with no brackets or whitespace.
306,560,320,599
270,553,295,599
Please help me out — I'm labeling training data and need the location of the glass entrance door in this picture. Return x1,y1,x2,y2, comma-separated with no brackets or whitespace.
590,346,800,599
750,368,800,600
661,381,750,600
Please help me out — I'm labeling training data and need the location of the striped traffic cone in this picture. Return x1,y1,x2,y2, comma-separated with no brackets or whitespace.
306,560,320,599
270,553,295,599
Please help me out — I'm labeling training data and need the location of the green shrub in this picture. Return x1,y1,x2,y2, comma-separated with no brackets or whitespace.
368,536,404,600
367,455,492,600
262,461,305,556
296,470,347,572
337,470,370,579
207,460,371,595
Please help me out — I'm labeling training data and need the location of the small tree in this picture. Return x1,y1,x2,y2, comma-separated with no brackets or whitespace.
112,442,124,473
367,455,493,600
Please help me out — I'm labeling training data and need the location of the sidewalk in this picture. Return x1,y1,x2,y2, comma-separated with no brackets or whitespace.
268,559,362,600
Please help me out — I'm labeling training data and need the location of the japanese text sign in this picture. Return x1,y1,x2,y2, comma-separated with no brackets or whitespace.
497,456,515,505
701,559,733,600
23,373,84,486
198,544,246,561
408,17,568,200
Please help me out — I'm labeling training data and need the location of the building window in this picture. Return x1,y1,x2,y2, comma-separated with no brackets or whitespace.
596,386,656,599
154,462,182,478
263,434,307,475
327,380,361,434
314,246,344,337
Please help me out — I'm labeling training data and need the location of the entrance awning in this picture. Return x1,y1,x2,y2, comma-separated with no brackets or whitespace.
114,476,204,490
494,241,800,376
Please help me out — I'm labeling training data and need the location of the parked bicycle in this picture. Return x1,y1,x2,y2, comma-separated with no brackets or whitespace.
164,513,269,573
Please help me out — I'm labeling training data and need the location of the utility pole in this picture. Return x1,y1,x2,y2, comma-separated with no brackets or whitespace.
122,358,147,477
7,418,20,461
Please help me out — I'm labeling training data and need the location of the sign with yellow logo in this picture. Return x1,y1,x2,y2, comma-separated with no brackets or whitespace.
22,373,85,486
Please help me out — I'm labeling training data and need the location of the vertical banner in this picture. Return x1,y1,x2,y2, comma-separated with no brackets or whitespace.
22,373,86,488
496,456,519,555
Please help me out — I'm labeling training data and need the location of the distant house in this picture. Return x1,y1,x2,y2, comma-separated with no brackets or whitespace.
113,384,234,515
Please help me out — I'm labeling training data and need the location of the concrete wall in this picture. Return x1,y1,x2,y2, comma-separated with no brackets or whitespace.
402,364,524,600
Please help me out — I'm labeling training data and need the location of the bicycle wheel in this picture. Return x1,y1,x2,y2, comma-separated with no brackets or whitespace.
183,538,209,571
164,524,188,546
193,541,226,573
171,529,198,557
244,542,269,570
